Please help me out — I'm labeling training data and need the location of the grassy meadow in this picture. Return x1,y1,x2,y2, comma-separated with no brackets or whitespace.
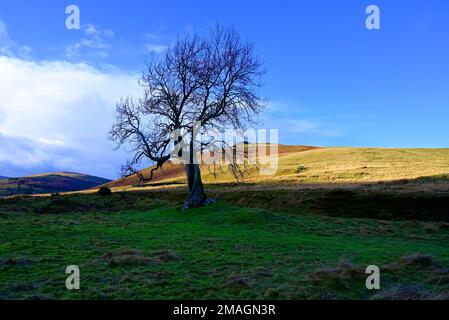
1,192,449,300
1,146,449,300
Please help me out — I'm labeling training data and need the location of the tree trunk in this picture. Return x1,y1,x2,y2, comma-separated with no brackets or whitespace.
183,163,208,209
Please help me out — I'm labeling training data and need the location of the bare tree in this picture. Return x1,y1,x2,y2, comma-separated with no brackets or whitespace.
109,25,265,209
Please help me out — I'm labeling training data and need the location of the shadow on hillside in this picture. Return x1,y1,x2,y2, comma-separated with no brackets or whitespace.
205,174,449,222
2,174,449,222
118,174,449,222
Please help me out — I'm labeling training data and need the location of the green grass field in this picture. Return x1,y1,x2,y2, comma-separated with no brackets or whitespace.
1,192,449,300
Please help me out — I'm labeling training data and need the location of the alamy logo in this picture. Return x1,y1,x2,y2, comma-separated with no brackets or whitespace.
170,123,279,176
65,265,80,290
365,265,380,290
66,5,80,30
366,5,381,30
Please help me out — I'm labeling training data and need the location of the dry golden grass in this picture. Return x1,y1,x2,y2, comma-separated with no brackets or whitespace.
97,146,449,194
198,147,449,185
273,147,449,183
101,145,317,188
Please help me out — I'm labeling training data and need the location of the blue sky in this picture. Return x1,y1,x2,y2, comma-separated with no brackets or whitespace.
0,0,449,178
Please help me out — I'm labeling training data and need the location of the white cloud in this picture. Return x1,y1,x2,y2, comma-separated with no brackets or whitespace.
145,44,168,54
145,32,160,40
0,134,59,168
0,18,33,59
65,24,115,59
264,101,340,138
285,119,341,137
85,24,114,38
0,55,141,178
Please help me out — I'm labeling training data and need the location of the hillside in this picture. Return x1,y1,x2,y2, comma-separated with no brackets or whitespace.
101,146,449,190
2,147,449,300
102,144,317,189
0,172,111,196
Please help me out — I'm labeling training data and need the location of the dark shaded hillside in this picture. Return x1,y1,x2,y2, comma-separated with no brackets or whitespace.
0,172,110,196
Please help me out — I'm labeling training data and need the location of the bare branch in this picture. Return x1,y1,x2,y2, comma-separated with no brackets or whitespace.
109,25,265,185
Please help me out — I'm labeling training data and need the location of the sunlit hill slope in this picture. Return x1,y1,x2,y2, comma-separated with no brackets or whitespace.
101,145,449,190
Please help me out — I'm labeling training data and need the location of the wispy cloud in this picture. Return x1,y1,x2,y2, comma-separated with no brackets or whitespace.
145,43,168,54
0,18,33,59
265,101,304,114
65,24,115,59
264,101,341,138
284,119,341,137
144,32,160,40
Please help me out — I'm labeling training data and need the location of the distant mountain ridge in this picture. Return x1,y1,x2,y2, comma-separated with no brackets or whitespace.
0,172,111,196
